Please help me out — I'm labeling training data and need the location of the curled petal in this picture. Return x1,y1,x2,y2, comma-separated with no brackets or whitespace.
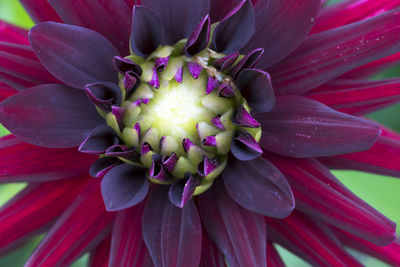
185,15,211,57
89,157,121,179
231,130,263,161
79,125,118,154
169,174,201,208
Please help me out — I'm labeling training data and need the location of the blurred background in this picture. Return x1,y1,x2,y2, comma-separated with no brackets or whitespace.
0,0,399,266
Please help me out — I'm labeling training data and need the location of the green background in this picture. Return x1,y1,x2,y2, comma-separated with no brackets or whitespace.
0,0,399,266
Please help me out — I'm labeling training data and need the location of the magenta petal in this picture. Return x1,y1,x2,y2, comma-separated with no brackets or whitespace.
101,164,149,211
142,186,202,267
29,22,119,89
89,236,111,267
19,0,62,23
256,96,381,158
48,0,131,55
198,180,267,267
185,15,211,57
0,84,103,148
270,10,400,95
212,0,255,54
0,21,29,44
188,62,203,79
243,0,320,68
223,157,294,218
210,0,241,22
233,105,260,128
142,0,209,44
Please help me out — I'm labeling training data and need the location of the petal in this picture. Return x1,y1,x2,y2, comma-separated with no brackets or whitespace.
48,0,131,55
169,174,201,208
230,48,264,78
29,22,119,89
109,203,153,267
307,79,400,115
223,157,294,218
236,68,275,113
198,180,267,267
320,128,400,178
230,130,263,161
0,21,29,44
209,0,241,22
267,211,363,267
89,157,121,179
0,83,17,102
19,0,61,23
0,135,96,183
142,186,202,267
266,241,285,267
264,153,397,246
101,164,148,211
0,84,104,148
269,10,400,95
89,236,111,267
142,0,210,44
256,96,381,158
243,0,321,68
312,0,400,34
184,15,211,57
200,233,226,267
0,177,89,254
130,6,164,57
212,0,255,54
25,180,116,267
79,125,119,154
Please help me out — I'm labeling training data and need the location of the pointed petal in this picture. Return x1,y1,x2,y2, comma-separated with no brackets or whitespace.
212,0,255,54
267,211,363,267
0,84,17,101
307,79,400,116
256,96,381,158
198,181,267,267
231,48,264,78
233,106,260,128
267,241,285,267
0,21,29,44
223,157,294,218
19,0,61,23
231,130,263,161
48,0,131,55
0,177,89,254
270,10,400,95
101,164,148,211
236,68,275,113
89,236,111,267
169,175,201,208
29,22,119,89
320,128,400,178
244,0,320,68
0,135,96,183
89,157,121,179
200,233,226,267
85,82,122,112
79,126,118,154
264,153,397,246
110,203,153,267
185,15,211,57
143,186,202,267
0,84,104,148
209,0,241,22
142,0,210,44
25,180,116,267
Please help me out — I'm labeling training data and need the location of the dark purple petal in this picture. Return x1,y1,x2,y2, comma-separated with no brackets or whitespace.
142,0,210,44
223,157,294,218
142,186,202,267
131,6,163,57
169,174,201,208
123,71,141,95
206,77,220,94
236,68,276,113
0,84,103,148
233,105,260,128
212,0,255,54
101,164,148,211
185,15,211,57
198,180,267,267
231,48,264,78
78,125,118,154
217,83,235,98
113,56,143,76
162,153,178,173
213,51,240,71
211,115,225,130
210,0,241,22
29,22,119,89
188,62,203,79
256,96,382,158
89,157,121,178
149,155,171,182
243,0,321,68
105,145,139,162
155,57,169,71
231,130,263,161
85,82,122,112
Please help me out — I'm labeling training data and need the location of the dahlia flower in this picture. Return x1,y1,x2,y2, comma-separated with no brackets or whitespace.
1,0,400,266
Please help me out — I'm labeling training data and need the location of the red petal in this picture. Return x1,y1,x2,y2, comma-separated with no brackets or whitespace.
0,83,17,102
312,0,400,34
267,211,363,267
0,21,29,44
307,79,400,115
89,236,111,267
0,135,96,183
266,240,285,267
269,10,400,95
0,177,89,254
25,180,116,267
264,153,397,246
200,232,226,267
335,229,400,266
109,203,153,267
19,0,61,23
125,0,140,9
320,127,400,178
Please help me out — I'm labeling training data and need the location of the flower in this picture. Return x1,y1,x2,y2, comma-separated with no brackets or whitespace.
1,0,400,266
